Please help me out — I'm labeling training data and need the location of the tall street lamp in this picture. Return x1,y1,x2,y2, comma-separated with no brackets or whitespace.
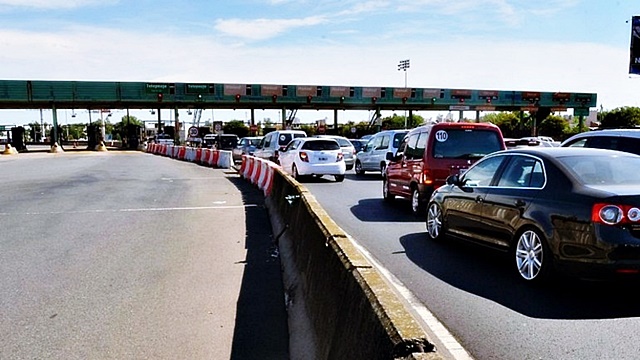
398,59,410,127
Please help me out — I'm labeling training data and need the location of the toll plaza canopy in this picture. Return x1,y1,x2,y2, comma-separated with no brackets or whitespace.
0,80,596,116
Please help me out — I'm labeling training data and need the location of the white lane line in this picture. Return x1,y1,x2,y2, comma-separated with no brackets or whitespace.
348,235,475,360
0,204,258,216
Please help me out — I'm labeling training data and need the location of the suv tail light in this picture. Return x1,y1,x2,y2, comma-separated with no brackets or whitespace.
592,203,640,225
421,169,434,185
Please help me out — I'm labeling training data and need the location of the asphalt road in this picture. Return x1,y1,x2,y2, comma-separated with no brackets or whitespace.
0,151,289,359
304,172,640,360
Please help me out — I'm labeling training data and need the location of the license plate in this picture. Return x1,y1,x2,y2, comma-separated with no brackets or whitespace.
319,157,327,161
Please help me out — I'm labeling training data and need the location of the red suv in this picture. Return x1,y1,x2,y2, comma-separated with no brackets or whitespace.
384,122,506,215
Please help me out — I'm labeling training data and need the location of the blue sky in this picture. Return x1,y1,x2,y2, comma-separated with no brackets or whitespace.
0,0,638,126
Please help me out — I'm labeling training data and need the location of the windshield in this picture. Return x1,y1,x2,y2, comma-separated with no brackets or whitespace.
432,129,503,159
248,138,262,146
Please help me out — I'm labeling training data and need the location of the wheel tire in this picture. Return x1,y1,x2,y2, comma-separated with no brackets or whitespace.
292,164,303,182
355,161,365,175
383,177,395,202
411,188,425,216
426,202,444,241
335,175,345,182
514,228,553,283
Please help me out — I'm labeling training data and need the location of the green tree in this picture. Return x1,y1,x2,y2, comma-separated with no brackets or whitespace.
380,113,423,130
483,112,520,138
599,107,640,129
223,120,249,137
64,123,86,140
537,115,568,140
111,115,142,141
299,124,317,136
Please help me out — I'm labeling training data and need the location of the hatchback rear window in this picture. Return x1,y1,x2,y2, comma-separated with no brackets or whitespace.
432,129,503,159
302,140,340,151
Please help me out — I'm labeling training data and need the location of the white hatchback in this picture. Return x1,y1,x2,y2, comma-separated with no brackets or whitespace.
278,137,346,182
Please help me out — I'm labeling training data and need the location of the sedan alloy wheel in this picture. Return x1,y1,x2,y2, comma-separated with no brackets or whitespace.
515,229,550,282
426,202,443,241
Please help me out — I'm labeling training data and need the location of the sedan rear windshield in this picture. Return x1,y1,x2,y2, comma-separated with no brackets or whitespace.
302,140,340,151
559,155,640,185
433,130,503,159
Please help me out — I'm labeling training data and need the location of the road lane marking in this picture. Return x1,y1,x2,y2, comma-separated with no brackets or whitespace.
0,204,258,216
347,235,475,360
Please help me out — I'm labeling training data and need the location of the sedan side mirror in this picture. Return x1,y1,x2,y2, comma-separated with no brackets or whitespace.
446,174,460,186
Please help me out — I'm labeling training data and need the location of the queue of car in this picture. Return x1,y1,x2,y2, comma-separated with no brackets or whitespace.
239,125,640,283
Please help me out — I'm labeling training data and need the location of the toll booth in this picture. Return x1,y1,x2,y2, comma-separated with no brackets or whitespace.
11,126,26,151
87,124,100,149
125,124,141,149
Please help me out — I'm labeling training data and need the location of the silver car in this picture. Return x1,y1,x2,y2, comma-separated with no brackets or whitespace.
314,135,356,170
355,129,409,176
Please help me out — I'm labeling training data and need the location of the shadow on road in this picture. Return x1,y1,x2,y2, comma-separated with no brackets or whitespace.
226,176,290,359
400,231,640,320
349,197,423,223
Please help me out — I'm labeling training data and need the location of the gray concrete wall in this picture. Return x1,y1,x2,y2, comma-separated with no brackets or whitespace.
265,169,444,360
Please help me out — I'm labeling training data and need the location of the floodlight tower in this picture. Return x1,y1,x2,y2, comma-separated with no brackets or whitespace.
398,59,410,127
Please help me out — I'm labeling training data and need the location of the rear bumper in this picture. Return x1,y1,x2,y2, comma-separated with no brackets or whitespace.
297,161,346,176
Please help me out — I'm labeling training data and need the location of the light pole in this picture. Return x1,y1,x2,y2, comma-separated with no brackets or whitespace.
398,59,410,127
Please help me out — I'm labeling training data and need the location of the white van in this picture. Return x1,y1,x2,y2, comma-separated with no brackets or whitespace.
253,130,307,163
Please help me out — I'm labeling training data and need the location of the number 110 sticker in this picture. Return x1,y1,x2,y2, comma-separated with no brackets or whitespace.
435,130,449,142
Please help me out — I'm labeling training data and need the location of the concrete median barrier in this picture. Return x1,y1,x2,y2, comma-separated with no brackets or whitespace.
144,149,440,358
265,168,442,360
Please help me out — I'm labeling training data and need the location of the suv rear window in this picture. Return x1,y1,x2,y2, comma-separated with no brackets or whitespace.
433,129,503,159
277,133,305,146
393,132,408,149
564,136,640,156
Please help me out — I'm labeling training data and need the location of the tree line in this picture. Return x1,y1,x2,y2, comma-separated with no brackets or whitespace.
21,106,640,143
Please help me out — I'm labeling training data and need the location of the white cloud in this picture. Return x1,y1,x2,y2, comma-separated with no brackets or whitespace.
214,16,328,41
0,23,636,126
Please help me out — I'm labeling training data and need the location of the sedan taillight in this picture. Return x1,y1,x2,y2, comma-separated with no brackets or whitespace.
299,151,309,162
337,152,344,161
592,203,640,225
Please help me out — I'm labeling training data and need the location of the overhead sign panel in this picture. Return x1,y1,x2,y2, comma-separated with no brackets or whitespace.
261,85,282,96
185,83,211,94
393,88,411,98
362,87,381,98
223,84,244,96
295,85,315,97
145,83,170,94
330,86,350,97
630,16,640,75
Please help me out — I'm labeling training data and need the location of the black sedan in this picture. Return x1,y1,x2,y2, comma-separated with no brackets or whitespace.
426,147,640,283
